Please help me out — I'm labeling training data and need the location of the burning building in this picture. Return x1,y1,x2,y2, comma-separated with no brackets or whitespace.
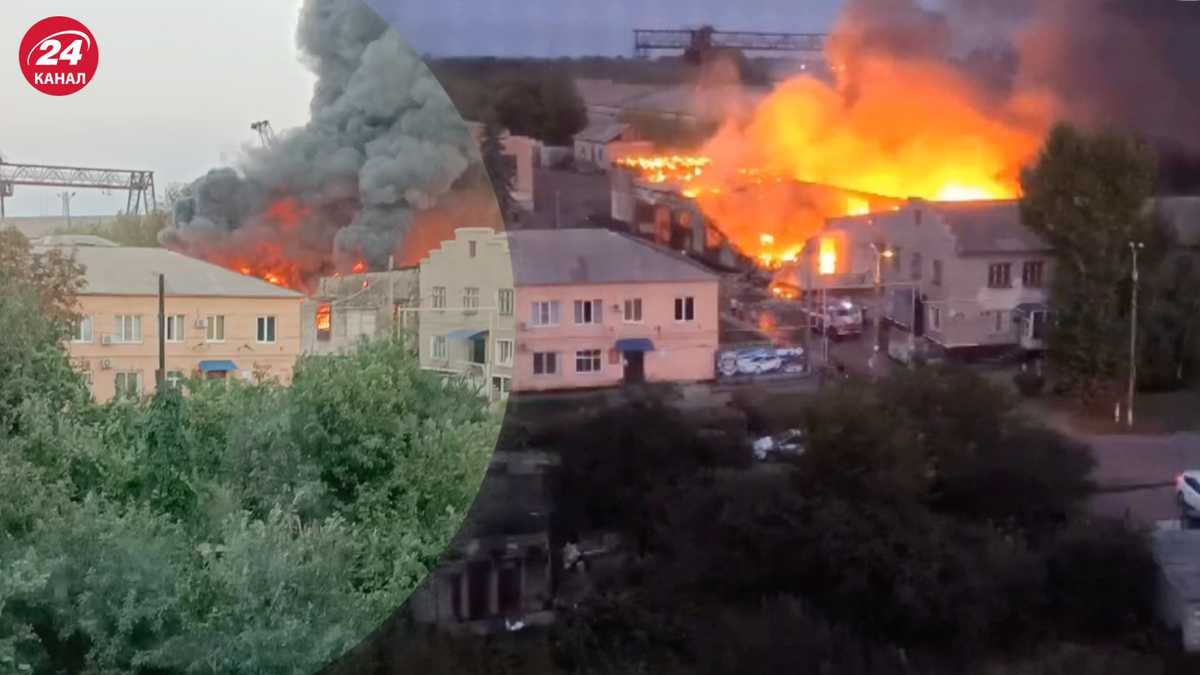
162,0,500,295
300,266,420,356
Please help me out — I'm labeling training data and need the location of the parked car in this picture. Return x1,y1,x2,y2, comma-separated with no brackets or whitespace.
1178,471,1200,525
752,428,807,461
804,299,864,339
737,352,783,374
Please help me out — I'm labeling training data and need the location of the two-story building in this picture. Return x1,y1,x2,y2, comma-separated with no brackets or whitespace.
416,227,721,395
813,199,1054,359
508,228,720,392
37,237,304,401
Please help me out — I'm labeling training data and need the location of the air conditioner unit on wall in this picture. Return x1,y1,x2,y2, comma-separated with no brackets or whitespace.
194,319,207,329
100,359,113,370
101,335,114,345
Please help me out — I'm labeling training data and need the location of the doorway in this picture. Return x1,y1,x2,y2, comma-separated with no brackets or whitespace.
624,351,646,384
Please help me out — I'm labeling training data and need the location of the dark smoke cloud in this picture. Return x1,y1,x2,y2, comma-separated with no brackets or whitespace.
836,0,1200,157
163,0,481,273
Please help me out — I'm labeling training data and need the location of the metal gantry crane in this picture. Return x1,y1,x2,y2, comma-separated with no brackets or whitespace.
0,159,157,218
251,120,276,148
633,25,827,60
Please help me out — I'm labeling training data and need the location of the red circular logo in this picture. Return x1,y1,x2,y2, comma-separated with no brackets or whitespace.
19,16,99,96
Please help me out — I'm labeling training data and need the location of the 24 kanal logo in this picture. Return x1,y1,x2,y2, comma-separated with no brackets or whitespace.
19,16,99,96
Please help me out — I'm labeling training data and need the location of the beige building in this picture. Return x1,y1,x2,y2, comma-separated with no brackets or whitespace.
418,227,516,401
300,269,419,355
38,237,304,401
821,200,1054,355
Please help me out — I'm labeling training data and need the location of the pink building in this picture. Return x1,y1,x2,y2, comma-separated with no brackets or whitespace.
508,229,720,392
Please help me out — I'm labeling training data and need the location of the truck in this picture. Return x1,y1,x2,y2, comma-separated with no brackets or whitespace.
803,298,864,339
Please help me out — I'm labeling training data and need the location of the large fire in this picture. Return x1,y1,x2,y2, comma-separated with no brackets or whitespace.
614,47,1054,267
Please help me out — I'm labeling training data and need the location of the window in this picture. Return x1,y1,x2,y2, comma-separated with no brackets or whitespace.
205,315,225,342
674,296,695,322
165,314,186,342
624,298,643,323
432,335,448,359
468,240,477,258
574,299,603,325
497,339,514,366
533,352,558,375
911,252,922,281
492,376,511,400
1022,261,1045,288
932,260,943,286
987,263,1012,289
316,304,332,341
256,316,277,343
113,315,142,343
114,371,142,399
432,286,447,309
347,310,376,340
575,349,602,374
531,301,560,327
993,310,1008,333
929,306,941,331
464,287,480,314
72,315,93,343
498,289,514,316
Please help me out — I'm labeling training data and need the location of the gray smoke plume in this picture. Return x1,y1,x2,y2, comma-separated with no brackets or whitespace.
162,0,480,284
835,0,1200,154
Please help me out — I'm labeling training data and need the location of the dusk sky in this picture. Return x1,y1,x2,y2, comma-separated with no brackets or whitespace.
3,1,843,217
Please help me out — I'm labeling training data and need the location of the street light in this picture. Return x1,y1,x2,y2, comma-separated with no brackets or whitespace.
1127,241,1144,428
869,243,895,370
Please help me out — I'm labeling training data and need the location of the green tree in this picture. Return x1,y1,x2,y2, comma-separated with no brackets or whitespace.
0,228,85,323
1019,124,1159,405
492,69,587,146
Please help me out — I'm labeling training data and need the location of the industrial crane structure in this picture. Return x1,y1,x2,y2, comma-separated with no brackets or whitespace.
251,120,276,148
633,26,827,61
0,159,156,219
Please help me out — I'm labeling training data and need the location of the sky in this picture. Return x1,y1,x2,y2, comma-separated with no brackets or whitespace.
2,0,841,217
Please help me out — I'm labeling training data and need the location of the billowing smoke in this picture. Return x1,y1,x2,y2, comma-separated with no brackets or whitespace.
163,0,485,287
833,0,1200,157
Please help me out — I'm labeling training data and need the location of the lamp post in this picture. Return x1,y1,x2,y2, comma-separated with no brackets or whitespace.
1127,241,1144,428
869,243,895,370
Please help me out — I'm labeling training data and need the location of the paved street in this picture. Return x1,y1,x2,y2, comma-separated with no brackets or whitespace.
1083,431,1200,526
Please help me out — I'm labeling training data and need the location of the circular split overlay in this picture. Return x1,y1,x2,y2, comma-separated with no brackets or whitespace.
19,15,99,96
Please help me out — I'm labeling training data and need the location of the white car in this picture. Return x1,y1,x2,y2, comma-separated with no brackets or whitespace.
1176,471,1200,521
737,352,783,375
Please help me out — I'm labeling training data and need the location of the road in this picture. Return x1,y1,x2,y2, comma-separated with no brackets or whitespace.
1082,431,1200,526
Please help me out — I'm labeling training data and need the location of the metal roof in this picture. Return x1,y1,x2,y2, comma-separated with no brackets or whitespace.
506,228,718,286
37,244,303,298
936,201,1053,255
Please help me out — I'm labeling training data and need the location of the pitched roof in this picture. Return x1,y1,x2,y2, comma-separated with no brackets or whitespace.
506,228,718,286
36,244,304,298
1154,196,1200,248
575,120,630,144
935,201,1052,255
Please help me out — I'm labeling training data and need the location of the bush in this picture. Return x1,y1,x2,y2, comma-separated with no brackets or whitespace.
1014,369,1047,397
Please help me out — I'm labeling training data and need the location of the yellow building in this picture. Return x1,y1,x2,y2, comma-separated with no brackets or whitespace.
36,237,304,402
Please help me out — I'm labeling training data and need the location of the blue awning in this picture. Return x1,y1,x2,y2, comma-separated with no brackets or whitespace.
615,338,655,353
198,360,238,373
447,329,488,341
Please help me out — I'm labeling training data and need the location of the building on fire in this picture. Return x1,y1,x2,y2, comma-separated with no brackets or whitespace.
781,200,1055,360
36,236,304,402
417,226,721,395
300,268,419,355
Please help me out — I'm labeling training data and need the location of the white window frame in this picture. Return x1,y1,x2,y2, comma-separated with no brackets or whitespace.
532,351,558,376
993,310,1007,334
929,306,941,331
498,289,515,316
432,335,448,360
624,298,643,323
496,339,514,366
574,299,603,325
114,370,142,399
113,315,143,343
674,296,696,322
468,240,478,258
205,315,226,342
530,301,560,327
72,315,94,343
256,316,277,344
165,314,186,343
575,349,603,375
432,286,447,310
988,263,1012,289
464,287,480,314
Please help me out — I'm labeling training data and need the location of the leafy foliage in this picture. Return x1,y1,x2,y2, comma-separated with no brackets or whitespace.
480,120,517,220
0,270,498,675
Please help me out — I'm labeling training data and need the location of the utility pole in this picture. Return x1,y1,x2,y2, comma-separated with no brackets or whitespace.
869,243,894,371
157,273,166,391
58,191,76,227
1127,241,1144,428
